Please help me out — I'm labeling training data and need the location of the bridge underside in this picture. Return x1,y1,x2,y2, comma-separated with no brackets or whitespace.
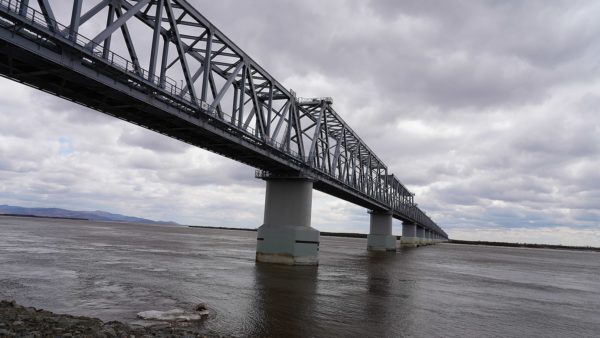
0,30,404,220
0,1,448,265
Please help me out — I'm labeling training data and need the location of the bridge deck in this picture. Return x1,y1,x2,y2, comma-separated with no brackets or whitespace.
0,0,447,238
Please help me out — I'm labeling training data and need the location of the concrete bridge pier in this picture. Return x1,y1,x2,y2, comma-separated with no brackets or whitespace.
401,221,418,247
367,211,396,251
416,226,426,246
256,178,319,265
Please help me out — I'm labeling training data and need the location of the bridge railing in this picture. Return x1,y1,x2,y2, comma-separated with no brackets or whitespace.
0,0,210,109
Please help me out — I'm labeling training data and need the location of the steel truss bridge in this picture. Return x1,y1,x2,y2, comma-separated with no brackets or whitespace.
0,0,447,239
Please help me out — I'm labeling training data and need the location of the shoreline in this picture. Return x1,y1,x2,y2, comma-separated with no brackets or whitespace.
448,239,600,252
0,213,89,221
0,300,213,337
189,226,598,252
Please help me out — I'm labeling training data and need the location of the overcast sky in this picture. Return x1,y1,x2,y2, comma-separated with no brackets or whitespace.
1,0,599,246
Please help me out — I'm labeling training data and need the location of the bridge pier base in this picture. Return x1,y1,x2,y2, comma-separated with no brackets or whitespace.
416,226,426,246
367,211,396,251
256,178,319,265
401,221,419,248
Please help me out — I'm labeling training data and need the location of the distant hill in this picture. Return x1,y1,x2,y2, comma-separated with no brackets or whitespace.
0,205,179,226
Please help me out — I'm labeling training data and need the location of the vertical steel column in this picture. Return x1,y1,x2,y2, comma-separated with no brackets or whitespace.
148,0,164,81
19,0,29,16
68,0,82,41
159,34,170,88
102,4,115,59
237,64,246,129
266,82,273,136
201,29,213,101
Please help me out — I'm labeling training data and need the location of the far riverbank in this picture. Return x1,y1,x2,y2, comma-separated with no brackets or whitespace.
448,239,600,252
188,226,598,252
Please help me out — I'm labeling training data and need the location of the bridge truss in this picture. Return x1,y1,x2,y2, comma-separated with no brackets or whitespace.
0,0,447,238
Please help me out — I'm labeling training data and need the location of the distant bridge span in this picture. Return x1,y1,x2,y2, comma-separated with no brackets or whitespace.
0,0,447,264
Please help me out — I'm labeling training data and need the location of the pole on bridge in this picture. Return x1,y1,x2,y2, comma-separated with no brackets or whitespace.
367,211,397,252
256,176,319,265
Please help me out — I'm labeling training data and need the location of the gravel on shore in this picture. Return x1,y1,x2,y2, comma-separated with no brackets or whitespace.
0,300,217,337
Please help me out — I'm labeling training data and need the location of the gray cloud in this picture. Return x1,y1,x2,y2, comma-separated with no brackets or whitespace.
0,0,599,245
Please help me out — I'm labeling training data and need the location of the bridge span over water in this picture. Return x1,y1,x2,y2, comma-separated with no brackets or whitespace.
0,0,447,264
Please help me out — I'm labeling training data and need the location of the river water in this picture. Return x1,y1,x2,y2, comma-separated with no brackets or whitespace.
1,216,599,337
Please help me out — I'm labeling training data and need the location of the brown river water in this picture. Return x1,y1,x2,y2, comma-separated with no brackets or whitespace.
1,216,599,337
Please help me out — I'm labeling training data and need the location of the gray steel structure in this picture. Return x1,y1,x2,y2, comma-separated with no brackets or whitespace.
0,0,447,239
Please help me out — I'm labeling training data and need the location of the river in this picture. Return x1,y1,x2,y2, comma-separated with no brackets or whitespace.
1,216,599,337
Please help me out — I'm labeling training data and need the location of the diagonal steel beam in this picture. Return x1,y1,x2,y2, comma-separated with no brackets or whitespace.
307,101,325,164
208,72,223,117
115,6,142,75
163,0,197,103
246,66,267,139
331,135,341,176
88,0,150,47
210,61,243,113
291,102,305,158
36,0,57,31
271,100,290,142
64,0,110,33
181,67,203,96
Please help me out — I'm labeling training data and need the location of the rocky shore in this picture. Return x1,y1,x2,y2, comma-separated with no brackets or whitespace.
0,300,217,337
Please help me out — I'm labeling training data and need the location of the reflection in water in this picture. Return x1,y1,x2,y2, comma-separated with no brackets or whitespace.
365,252,395,337
365,251,415,337
248,264,318,337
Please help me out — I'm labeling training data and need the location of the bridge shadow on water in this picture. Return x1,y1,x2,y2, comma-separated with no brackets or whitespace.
243,248,424,337
246,263,319,337
363,250,421,337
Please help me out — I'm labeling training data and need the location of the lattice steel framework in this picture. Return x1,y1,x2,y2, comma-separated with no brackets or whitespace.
0,0,447,238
